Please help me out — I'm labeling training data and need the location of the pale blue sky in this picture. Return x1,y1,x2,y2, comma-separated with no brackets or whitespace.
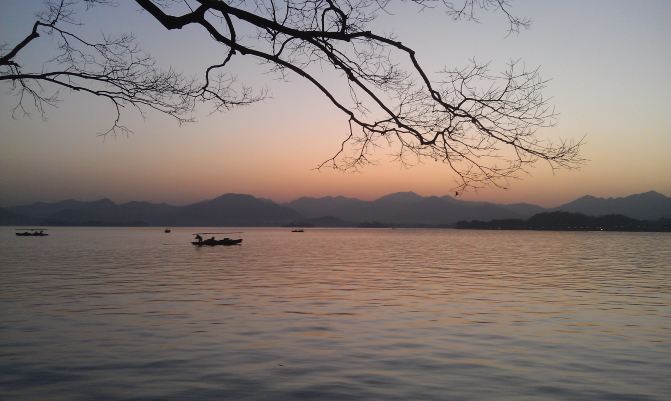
1,0,670,206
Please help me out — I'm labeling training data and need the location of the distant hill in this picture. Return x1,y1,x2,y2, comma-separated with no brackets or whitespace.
174,194,300,226
8,198,179,226
9,199,92,222
456,211,671,232
285,195,370,222
2,190,669,227
286,191,540,225
554,191,671,220
3,194,300,227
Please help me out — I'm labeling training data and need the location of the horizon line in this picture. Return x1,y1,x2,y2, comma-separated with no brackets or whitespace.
3,189,667,209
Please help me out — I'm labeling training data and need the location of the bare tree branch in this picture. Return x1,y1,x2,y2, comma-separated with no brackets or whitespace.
1,0,264,135
1,0,584,191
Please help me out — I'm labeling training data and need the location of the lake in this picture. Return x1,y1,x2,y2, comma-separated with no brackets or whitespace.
1,227,669,400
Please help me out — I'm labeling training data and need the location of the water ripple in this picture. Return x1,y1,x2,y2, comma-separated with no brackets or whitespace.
1,227,670,400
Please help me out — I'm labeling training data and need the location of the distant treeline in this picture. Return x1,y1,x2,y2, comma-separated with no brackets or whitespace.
456,212,671,232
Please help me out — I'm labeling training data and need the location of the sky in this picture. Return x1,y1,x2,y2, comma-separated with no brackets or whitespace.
1,0,670,207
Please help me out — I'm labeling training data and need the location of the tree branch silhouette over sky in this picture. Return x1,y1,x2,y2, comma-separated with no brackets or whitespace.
1,0,585,193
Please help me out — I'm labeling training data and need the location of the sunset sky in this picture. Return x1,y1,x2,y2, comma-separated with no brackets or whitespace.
1,0,670,207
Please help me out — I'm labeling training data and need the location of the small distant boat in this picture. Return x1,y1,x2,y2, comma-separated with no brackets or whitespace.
192,232,243,247
291,228,304,232
16,229,48,237
192,238,243,246
164,229,171,233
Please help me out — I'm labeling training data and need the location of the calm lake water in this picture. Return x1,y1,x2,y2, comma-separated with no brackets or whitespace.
1,227,669,400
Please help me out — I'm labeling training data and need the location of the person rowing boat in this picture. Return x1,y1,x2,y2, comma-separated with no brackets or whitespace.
191,232,243,247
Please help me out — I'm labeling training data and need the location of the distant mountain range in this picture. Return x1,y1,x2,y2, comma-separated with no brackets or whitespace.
1,191,670,227
285,192,546,226
548,191,671,220
2,194,299,227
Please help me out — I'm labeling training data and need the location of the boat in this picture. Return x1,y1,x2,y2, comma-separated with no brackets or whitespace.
164,229,171,233
291,228,304,232
16,229,48,236
192,237,243,246
191,232,243,247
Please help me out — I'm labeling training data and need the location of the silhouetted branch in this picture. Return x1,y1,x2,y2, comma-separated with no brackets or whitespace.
0,0,264,135
1,0,583,191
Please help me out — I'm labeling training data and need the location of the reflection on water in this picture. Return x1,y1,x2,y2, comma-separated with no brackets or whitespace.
1,227,670,400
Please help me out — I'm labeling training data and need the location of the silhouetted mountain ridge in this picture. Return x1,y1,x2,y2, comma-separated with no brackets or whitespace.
554,191,671,220
2,190,669,227
285,191,548,225
3,194,299,226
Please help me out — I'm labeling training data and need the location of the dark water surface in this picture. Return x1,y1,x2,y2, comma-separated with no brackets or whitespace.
1,227,670,400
